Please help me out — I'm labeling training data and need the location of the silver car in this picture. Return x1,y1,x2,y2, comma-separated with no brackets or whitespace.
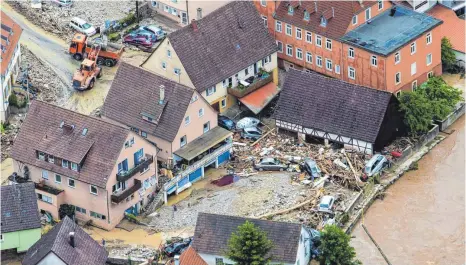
240,127,262,140
254,157,288,171
318,195,335,213
364,154,388,178
236,117,260,130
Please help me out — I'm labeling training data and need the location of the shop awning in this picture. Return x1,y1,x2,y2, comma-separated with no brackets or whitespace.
239,82,280,114
174,126,232,161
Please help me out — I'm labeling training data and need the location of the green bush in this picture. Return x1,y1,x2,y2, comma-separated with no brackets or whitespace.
8,93,18,107
108,32,121,41
441,37,456,70
119,13,136,26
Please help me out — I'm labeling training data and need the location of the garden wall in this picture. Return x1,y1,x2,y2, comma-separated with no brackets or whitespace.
395,124,439,165
434,103,465,132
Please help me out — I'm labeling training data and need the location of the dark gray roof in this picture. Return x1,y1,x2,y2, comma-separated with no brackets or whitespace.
341,6,442,56
10,101,129,188
102,62,194,142
166,1,277,92
274,69,392,143
192,213,302,264
22,216,108,265
1,183,41,233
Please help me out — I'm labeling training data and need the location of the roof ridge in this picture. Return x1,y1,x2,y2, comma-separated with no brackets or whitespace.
199,212,302,227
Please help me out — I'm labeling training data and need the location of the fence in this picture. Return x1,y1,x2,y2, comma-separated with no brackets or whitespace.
395,124,439,165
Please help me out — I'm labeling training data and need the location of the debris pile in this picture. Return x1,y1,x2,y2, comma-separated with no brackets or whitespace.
108,242,158,260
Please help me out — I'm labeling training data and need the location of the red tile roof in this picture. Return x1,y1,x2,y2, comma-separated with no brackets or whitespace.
1,11,23,76
178,246,207,265
428,4,465,53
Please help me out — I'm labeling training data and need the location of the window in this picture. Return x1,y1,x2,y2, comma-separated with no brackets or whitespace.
326,39,332,50
130,137,135,146
304,10,310,21
378,0,383,10
371,55,377,66
206,86,216,96
215,258,224,265
203,122,210,133
286,44,293,56
48,155,54,163
151,1,157,7
261,15,267,27
141,131,147,138
161,62,166,70
335,65,341,74
427,71,434,78
348,47,355,58
71,162,78,171
62,159,69,168
90,185,98,195
277,41,283,53
296,28,302,40
288,5,294,15
306,52,313,63
352,15,357,25
395,72,401,84
395,52,400,64
180,135,187,147
68,178,75,188
262,55,271,65
326,59,333,71
90,211,106,220
221,98,227,108
306,31,312,43
412,80,418,91
0,234,3,242
275,21,282,32
426,32,432,45
316,56,323,67
198,108,204,117
191,94,198,103
365,8,371,21
174,68,181,75
75,206,86,214
37,193,53,204
286,24,292,36
316,35,322,47
411,62,417,75
260,0,266,6
184,116,190,125
348,67,356,79
427,53,432,66
167,49,171,58
222,79,227,88
296,48,303,60
42,170,48,180
396,91,401,97
55,174,61,183
245,67,249,76
38,152,45,160
410,42,416,54
320,17,327,27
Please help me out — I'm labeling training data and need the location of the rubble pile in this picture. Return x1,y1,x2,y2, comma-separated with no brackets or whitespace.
1,115,23,162
108,242,158,260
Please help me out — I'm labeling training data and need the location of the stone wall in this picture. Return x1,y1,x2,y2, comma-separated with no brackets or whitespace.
434,103,465,132
395,124,440,165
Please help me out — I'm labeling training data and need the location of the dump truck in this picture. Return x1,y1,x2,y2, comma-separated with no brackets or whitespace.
72,44,102,90
69,33,123,67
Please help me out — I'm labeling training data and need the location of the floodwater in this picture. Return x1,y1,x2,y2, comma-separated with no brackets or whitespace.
351,117,465,265
85,227,163,248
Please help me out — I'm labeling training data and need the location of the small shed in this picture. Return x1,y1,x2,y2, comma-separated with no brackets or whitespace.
274,69,407,154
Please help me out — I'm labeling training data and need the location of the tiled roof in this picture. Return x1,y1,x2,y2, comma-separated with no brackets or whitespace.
275,0,377,40
428,4,465,53
274,69,392,143
11,101,129,188
175,246,207,265
192,213,302,264
1,11,22,76
22,216,108,265
165,1,277,92
102,62,194,142
1,183,41,233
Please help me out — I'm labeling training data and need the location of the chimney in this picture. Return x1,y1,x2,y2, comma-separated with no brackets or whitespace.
197,8,203,20
159,85,165,105
390,7,397,16
69,232,75,248
191,19,198,31
174,255,180,265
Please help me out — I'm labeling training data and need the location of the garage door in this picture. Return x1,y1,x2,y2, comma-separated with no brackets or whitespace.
217,150,230,165
177,176,189,188
189,168,202,183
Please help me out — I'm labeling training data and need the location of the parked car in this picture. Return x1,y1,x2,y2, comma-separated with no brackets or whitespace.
51,0,73,7
123,32,155,49
163,237,192,257
303,158,322,179
240,127,262,140
254,157,288,171
138,25,167,41
236,117,260,129
362,154,389,181
218,115,235,131
318,195,335,213
69,17,96,36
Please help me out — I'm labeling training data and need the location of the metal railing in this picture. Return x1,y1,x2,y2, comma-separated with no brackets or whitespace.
111,179,142,203
227,73,273,98
116,154,153,182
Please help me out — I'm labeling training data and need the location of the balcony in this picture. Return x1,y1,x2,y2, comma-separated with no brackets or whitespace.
35,182,64,196
116,154,153,182
228,71,273,98
111,179,142,204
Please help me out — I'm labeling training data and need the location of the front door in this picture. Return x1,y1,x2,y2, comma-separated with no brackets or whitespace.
254,62,258,75
181,12,188,25
212,102,220,112
134,148,144,165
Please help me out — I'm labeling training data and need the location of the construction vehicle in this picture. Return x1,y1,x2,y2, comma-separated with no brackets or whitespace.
72,44,102,91
69,33,123,67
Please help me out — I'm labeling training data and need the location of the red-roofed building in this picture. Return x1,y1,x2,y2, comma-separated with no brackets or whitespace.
172,246,208,265
1,11,23,121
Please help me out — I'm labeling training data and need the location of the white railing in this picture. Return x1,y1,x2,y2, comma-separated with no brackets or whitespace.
164,142,232,190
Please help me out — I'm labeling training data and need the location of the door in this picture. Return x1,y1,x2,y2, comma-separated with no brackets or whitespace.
118,159,129,173
181,12,188,25
212,102,220,112
254,62,258,75
134,148,144,165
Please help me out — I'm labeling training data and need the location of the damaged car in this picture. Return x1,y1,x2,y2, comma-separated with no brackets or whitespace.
361,154,389,181
236,117,260,130
254,157,288,171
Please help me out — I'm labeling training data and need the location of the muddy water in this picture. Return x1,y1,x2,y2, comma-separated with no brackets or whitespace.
351,117,465,265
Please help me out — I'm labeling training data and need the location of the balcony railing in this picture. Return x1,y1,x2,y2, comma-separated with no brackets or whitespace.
164,142,232,190
228,72,273,98
116,154,153,182
35,182,63,195
111,179,142,204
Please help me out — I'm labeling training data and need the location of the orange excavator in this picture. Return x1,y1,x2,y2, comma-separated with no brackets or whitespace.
72,44,102,91
69,33,124,67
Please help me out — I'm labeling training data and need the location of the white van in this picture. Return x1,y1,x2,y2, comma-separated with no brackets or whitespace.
69,17,96,36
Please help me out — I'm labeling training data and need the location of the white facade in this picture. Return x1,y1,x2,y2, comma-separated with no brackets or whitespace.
37,252,67,265
1,42,21,122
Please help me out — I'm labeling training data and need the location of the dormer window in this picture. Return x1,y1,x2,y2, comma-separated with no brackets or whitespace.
71,162,78,171
62,159,69,168
304,10,310,21
320,16,327,27
38,152,45,160
48,155,54,164
288,5,294,15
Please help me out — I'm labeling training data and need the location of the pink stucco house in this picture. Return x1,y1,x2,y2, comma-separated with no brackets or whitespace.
10,100,158,230
102,63,232,203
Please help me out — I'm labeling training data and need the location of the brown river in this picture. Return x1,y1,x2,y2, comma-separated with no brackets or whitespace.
351,117,465,265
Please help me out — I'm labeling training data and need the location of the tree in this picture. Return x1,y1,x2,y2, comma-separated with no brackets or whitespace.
319,225,361,265
418,77,463,120
441,37,456,70
59,204,75,220
225,221,274,265
398,91,433,135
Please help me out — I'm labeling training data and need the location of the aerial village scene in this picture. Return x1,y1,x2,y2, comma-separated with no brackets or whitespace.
0,0,464,264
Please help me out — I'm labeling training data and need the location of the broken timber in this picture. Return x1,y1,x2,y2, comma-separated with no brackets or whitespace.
250,129,274,146
257,189,323,219
362,224,393,265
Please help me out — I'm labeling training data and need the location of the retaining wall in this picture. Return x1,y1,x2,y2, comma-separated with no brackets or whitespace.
434,103,465,132
395,124,439,165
